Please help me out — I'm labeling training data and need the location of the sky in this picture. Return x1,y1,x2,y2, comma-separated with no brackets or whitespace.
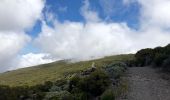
0,0,170,72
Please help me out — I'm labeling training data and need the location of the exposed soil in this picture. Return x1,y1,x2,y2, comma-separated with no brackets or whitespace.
118,66,170,100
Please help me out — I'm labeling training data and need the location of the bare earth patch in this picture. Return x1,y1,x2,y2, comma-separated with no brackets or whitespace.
118,66,170,100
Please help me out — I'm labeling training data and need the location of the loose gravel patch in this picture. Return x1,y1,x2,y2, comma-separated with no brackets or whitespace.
118,67,170,100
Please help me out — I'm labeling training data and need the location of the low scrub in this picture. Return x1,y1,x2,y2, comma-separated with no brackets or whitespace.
101,88,115,100
69,69,111,98
0,62,127,100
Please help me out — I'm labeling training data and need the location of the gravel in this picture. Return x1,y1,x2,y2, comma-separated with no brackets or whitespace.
118,66,170,100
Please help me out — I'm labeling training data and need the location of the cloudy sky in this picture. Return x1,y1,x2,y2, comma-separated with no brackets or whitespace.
0,0,170,72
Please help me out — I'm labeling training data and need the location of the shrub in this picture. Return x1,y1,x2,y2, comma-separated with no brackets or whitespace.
44,91,73,100
49,85,62,92
105,63,126,79
126,60,137,67
100,89,115,100
79,69,110,96
135,48,155,66
69,69,111,97
164,44,170,55
72,91,90,100
69,75,81,92
35,81,53,92
153,53,167,67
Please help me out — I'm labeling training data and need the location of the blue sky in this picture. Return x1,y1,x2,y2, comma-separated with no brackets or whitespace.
1,0,170,71
23,0,141,54
27,0,140,38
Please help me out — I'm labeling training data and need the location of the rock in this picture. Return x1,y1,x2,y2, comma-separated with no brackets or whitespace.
80,62,97,76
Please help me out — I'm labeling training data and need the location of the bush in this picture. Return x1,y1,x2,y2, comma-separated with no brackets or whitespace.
164,44,170,55
105,63,126,79
135,48,155,66
69,69,111,97
135,44,170,67
44,91,73,100
69,75,81,92
153,53,167,67
72,91,90,100
100,89,115,100
79,69,111,96
126,60,137,67
43,81,53,91
0,85,45,100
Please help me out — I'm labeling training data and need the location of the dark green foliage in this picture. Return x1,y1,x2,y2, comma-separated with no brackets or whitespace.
125,59,137,67
69,69,111,98
68,63,127,99
42,81,53,91
69,75,81,92
0,69,111,100
135,48,155,66
0,85,45,100
153,53,167,66
135,44,170,71
164,44,170,54
154,47,164,53
71,90,90,100
79,69,111,96
100,89,115,100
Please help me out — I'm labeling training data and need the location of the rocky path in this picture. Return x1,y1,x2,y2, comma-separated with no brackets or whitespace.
119,67,170,100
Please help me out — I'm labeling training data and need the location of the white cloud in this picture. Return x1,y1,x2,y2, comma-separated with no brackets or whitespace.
0,32,30,72
35,0,170,62
0,0,45,72
130,29,170,50
125,0,170,29
99,0,115,17
0,0,44,31
14,53,55,69
36,20,170,61
1,0,170,72
36,21,135,60
138,0,170,29
81,0,101,22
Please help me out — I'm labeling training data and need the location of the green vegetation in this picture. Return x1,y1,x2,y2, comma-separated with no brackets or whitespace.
134,44,170,71
0,44,169,100
0,54,134,86
101,88,115,100
69,69,111,99
0,61,128,100
0,54,133,100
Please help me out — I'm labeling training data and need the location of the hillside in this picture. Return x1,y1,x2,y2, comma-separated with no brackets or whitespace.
0,44,169,100
0,54,134,86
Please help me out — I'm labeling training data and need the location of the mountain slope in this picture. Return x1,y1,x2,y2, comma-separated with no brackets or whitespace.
0,54,134,86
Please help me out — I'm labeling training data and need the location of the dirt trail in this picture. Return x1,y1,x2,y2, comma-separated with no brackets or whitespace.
119,67,170,100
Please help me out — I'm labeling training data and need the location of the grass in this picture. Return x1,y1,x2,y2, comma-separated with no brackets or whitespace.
0,54,134,86
114,77,128,98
